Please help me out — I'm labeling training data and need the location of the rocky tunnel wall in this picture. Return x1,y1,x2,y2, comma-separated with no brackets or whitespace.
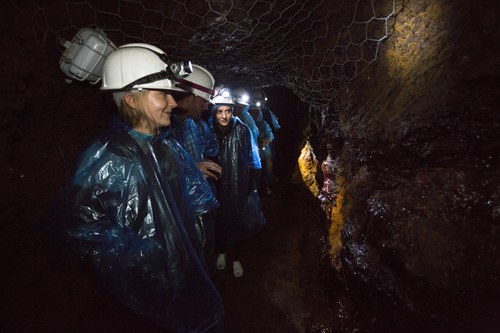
2,0,499,332
314,1,499,331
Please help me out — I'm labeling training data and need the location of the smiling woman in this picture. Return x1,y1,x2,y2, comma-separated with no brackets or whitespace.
40,43,225,332
123,90,177,133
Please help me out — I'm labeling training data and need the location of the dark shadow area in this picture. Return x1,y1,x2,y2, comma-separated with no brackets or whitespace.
264,86,310,179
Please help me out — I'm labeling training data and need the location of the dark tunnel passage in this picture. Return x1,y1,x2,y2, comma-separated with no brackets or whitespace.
1,0,499,332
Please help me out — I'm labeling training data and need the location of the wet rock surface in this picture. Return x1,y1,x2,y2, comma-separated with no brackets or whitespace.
315,1,500,331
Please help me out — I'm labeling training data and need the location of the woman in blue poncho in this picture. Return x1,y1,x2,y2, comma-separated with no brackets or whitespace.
42,43,223,333
210,88,266,278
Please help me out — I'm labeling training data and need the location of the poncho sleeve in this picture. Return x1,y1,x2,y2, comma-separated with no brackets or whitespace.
160,137,219,215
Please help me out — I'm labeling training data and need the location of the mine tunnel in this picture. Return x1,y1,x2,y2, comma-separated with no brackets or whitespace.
2,0,499,332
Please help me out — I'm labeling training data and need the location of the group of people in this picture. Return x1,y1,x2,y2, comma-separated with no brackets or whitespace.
42,43,280,332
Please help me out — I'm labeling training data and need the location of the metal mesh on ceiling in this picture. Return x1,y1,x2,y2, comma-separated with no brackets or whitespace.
13,0,395,108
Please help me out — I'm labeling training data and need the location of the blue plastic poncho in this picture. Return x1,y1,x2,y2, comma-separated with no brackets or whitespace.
170,115,204,163
212,116,266,244
197,118,219,159
239,106,260,143
261,106,280,132
253,110,274,181
253,108,275,145
42,118,223,333
168,115,219,274
237,106,262,169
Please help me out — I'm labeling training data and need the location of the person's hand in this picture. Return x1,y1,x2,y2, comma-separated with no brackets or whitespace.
197,161,222,180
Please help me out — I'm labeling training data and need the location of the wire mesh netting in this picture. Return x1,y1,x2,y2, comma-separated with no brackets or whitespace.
12,0,395,108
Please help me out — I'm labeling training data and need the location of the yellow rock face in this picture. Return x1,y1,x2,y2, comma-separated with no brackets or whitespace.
297,141,319,197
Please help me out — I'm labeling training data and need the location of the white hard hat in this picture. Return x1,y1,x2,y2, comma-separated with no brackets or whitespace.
100,43,187,92
232,87,250,106
175,64,215,101
211,87,235,106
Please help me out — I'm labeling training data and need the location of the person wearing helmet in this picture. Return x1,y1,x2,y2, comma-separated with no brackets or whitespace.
172,64,222,179
232,87,262,166
231,87,263,197
251,88,280,134
210,88,266,278
252,88,280,190
248,99,275,196
170,64,222,276
42,43,224,332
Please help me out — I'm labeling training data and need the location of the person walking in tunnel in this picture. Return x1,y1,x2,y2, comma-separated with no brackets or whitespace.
248,101,274,196
210,88,266,278
252,88,280,191
232,87,262,172
42,43,224,332
170,64,222,275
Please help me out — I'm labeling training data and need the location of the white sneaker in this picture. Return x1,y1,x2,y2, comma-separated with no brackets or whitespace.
233,261,243,277
216,253,226,270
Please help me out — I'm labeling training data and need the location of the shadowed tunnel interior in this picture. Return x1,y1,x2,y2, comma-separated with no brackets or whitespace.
1,0,499,332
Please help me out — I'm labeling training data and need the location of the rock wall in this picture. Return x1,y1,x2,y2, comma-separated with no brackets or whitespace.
317,0,499,331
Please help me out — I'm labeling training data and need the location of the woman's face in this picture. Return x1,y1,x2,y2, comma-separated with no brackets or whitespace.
214,105,233,127
145,90,177,128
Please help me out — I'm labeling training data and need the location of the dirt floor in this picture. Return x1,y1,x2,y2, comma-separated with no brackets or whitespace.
212,180,335,333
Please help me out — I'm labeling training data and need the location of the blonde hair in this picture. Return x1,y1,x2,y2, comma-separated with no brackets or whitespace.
114,90,160,135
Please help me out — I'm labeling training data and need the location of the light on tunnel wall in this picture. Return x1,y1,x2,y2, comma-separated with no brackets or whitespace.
385,3,448,80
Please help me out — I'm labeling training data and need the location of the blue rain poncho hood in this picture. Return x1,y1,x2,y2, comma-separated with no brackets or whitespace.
42,118,223,332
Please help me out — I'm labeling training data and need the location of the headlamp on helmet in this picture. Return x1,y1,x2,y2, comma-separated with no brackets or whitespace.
232,87,251,106
120,47,192,90
251,88,268,106
175,64,215,101
101,43,192,92
210,87,235,107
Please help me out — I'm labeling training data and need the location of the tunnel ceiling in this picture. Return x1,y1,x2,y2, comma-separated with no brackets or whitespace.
13,0,395,108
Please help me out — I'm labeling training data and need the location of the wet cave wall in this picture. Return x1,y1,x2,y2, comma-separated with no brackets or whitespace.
313,1,500,332
1,0,499,332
